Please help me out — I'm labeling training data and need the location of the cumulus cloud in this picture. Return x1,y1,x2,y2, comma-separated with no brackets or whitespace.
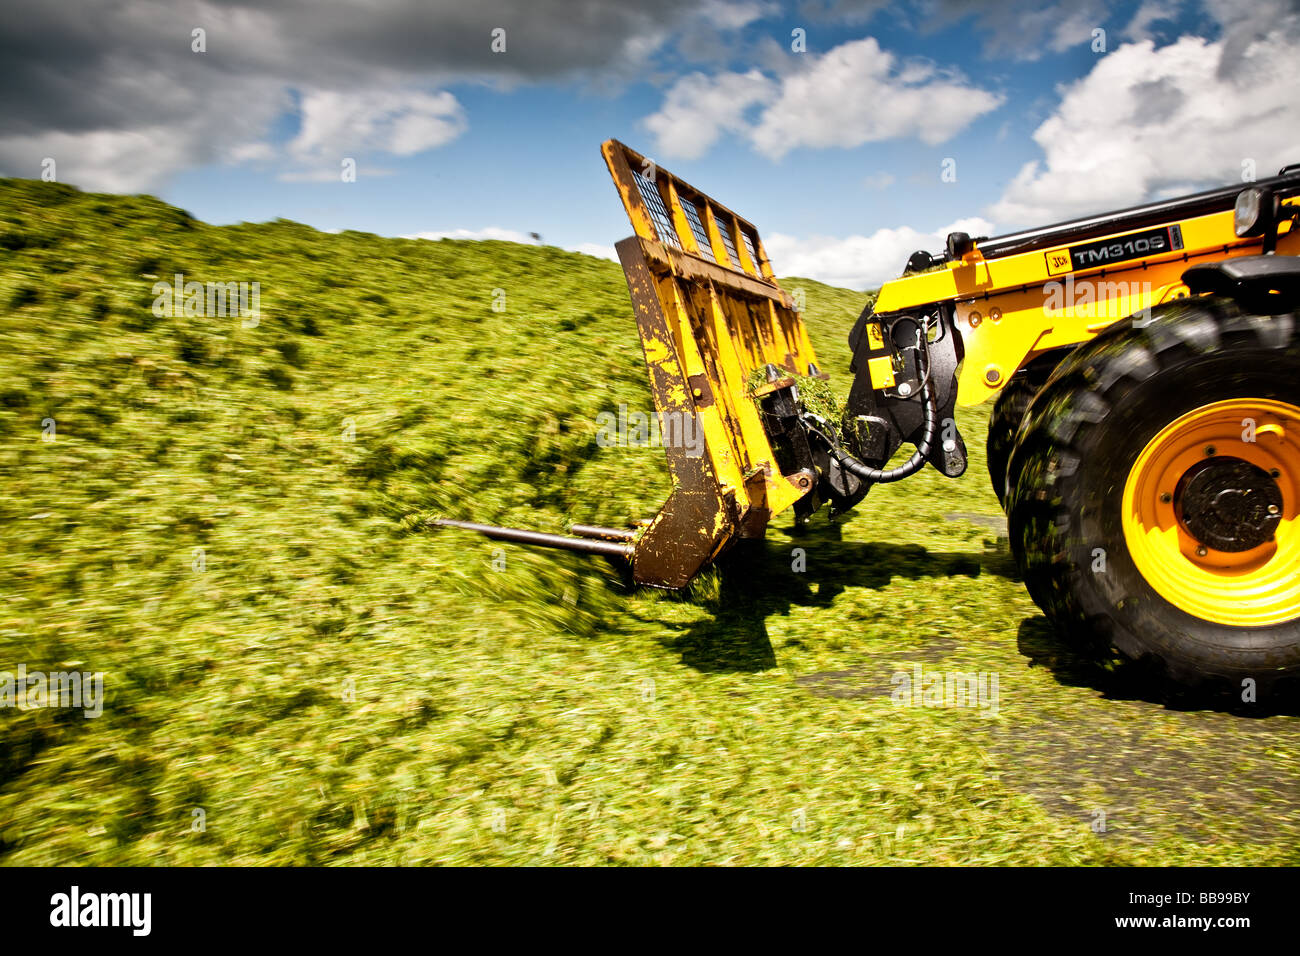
699,0,780,29
289,89,467,160
1122,0,1184,42
988,5,1300,227
0,29,291,193
751,38,1004,157
641,71,776,160
0,0,700,192
0,127,202,195
642,38,1003,161
765,216,996,289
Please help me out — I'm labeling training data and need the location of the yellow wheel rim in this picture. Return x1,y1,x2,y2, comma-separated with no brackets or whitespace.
1122,398,1300,627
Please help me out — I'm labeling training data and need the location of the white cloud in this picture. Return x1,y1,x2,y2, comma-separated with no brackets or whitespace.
567,242,619,261
641,70,776,160
1122,0,1183,41
863,171,895,189
0,68,288,193
699,0,779,29
0,1,714,192
988,20,1300,227
290,88,467,160
752,39,1003,158
404,227,541,243
765,216,996,290
224,142,277,164
642,38,1002,161
0,127,198,193
0,79,465,193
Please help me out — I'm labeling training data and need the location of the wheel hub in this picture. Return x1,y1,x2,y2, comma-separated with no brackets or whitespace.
1121,398,1300,626
1175,457,1282,552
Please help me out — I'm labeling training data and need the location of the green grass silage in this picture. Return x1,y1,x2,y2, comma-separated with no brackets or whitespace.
0,178,1296,865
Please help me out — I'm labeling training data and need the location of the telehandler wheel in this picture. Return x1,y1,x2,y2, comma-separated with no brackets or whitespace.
987,376,1040,510
1006,297,1300,693
988,353,1066,510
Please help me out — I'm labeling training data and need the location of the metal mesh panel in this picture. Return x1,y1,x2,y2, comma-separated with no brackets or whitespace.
633,170,680,248
717,215,742,268
678,196,716,262
740,229,762,273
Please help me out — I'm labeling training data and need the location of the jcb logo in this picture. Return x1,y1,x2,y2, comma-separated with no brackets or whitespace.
1045,251,1071,275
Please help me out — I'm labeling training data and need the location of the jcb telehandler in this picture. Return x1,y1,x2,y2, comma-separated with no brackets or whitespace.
435,141,1300,693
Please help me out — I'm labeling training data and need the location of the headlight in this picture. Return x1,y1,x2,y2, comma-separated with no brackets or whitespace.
1234,186,1272,237
945,231,973,259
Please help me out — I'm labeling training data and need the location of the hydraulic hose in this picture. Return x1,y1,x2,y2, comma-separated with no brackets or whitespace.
834,375,938,483
802,318,940,484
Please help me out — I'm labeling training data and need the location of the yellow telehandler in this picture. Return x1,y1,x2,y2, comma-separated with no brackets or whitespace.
435,140,1300,693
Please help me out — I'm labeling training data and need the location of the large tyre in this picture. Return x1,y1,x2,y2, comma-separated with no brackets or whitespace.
988,353,1064,510
987,376,1039,510
1006,297,1300,693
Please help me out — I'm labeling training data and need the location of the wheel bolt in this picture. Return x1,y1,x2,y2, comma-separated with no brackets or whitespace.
1268,504,1280,515
1270,469,1281,479
1195,545,1208,556
1159,492,1172,503
1204,445,1216,456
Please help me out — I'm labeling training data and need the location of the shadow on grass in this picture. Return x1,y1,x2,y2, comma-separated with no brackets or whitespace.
638,519,1019,673
1016,616,1300,716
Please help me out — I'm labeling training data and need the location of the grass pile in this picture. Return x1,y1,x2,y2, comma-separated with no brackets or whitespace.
0,178,1296,865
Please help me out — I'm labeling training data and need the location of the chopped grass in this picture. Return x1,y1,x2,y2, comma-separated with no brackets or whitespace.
747,365,846,426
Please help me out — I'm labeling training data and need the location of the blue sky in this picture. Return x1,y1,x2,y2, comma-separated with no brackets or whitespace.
3,0,1297,287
